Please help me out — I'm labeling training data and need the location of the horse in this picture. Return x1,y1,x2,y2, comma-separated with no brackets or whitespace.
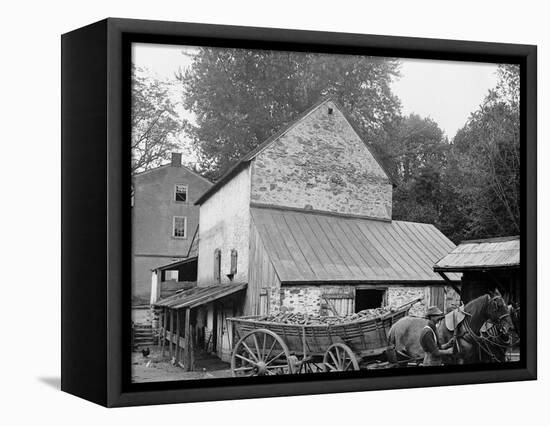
478,303,520,363
387,290,513,366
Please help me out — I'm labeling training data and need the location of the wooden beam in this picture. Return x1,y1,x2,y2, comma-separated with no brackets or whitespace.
438,271,461,295
161,308,167,357
157,308,162,347
183,308,192,372
169,309,174,360
175,310,181,364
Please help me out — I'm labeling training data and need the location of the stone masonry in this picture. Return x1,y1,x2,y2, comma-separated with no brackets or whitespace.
265,284,459,318
250,100,392,219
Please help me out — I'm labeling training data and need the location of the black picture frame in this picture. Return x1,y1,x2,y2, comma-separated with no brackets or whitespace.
61,17,537,407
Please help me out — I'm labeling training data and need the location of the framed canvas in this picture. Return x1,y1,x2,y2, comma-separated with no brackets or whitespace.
61,18,537,407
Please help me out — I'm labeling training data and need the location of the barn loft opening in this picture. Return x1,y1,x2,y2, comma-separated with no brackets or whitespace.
355,289,385,311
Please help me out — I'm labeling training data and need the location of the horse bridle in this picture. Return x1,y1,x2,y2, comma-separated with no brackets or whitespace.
453,295,512,361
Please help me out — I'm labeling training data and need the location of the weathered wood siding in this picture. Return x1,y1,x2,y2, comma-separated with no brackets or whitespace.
246,219,282,315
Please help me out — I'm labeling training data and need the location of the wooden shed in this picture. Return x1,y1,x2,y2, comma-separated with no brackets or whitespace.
434,236,520,305
152,283,246,371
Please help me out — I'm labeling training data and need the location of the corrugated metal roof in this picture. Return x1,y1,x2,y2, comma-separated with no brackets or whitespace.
251,206,459,283
434,236,519,272
153,283,247,309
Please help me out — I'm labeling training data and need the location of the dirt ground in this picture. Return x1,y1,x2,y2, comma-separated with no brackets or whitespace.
131,346,233,383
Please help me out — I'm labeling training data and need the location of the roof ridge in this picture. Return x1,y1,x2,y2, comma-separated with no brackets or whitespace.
250,202,391,222
460,235,520,244
134,161,213,185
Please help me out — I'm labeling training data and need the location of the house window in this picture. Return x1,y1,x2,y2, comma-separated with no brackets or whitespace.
214,249,221,283
174,184,188,202
165,270,179,281
173,216,187,238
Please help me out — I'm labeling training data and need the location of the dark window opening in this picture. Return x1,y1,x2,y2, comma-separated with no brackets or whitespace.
355,289,385,312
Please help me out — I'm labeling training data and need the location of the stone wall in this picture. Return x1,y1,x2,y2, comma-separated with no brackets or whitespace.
278,286,324,315
386,286,428,317
251,100,392,219
267,284,458,318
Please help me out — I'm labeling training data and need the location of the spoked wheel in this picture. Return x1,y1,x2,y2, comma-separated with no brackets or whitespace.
323,343,360,372
231,329,293,377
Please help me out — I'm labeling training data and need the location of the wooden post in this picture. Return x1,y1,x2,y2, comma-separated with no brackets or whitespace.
169,309,174,360
190,325,195,371
157,308,163,347
184,308,192,372
161,308,166,357
175,310,181,364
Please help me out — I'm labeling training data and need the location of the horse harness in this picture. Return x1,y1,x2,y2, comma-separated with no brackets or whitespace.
453,295,511,362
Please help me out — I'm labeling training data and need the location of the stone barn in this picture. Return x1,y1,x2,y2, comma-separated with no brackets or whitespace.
182,97,461,362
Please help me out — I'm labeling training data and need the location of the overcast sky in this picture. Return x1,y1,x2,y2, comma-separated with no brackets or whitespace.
132,43,500,141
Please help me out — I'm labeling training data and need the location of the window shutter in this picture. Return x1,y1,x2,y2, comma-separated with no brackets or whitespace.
230,249,238,275
214,249,221,283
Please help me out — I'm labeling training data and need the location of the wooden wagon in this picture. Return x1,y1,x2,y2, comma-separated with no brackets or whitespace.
227,298,421,376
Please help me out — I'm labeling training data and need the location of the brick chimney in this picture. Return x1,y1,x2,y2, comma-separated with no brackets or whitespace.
171,152,182,167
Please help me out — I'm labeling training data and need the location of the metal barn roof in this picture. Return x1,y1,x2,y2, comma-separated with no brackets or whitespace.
434,236,519,272
153,283,247,310
251,206,459,283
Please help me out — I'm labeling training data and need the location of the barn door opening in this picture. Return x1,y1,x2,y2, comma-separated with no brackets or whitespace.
355,289,385,312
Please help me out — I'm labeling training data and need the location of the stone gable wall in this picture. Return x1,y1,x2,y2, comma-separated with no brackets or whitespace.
251,101,392,219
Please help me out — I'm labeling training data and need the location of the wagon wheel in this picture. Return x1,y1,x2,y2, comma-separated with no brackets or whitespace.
323,343,360,372
231,329,294,377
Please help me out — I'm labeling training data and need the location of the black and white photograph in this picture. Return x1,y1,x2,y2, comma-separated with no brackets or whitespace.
130,43,521,383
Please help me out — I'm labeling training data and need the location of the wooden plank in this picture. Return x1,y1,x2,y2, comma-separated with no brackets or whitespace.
183,308,192,372
161,308,167,357
169,309,174,359
175,310,181,364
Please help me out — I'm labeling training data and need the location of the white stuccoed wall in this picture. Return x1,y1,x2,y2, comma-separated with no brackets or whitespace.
197,166,252,286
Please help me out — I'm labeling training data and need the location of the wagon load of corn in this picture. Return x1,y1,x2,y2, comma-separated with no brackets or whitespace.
228,298,423,376
254,306,398,325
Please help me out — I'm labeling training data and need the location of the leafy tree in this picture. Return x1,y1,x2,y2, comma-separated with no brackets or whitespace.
132,66,180,174
390,114,449,226
178,48,401,179
443,64,520,242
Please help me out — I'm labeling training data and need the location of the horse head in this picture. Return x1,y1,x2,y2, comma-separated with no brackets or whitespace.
486,289,514,335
